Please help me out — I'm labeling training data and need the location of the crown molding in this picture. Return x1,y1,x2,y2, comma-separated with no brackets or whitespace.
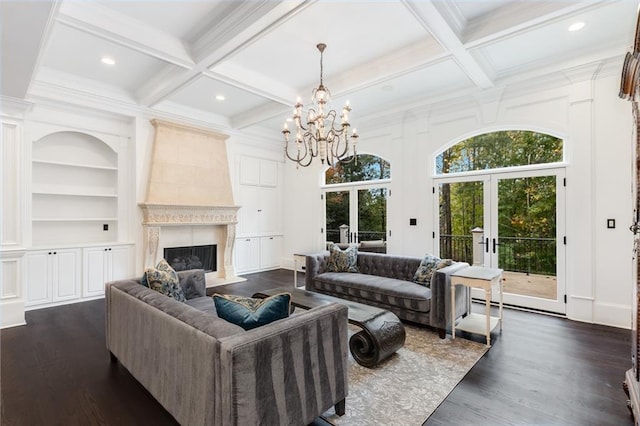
0,96,34,117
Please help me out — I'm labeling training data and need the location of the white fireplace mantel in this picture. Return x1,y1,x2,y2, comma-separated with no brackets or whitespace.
140,203,239,226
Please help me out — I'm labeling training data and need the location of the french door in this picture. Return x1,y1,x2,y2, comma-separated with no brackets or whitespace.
436,168,566,314
324,185,388,246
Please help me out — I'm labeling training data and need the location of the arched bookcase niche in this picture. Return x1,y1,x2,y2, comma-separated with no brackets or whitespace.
31,131,119,246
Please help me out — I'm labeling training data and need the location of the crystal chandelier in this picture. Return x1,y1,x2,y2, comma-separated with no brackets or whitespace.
282,43,359,168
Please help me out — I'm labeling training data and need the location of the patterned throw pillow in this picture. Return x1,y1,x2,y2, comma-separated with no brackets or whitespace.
142,259,186,302
213,293,291,330
326,243,359,273
412,254,442,287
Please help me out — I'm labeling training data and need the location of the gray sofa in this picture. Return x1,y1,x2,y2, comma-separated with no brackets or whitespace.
305,251,469,338
106,269,349,426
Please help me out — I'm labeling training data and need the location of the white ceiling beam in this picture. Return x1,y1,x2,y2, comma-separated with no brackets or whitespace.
402,0,494,89
463,1,609,48
137,1,311,108
1,1,59,99
57,1,193,68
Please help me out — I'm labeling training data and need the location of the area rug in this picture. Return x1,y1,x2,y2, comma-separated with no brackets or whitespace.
321,325,488,425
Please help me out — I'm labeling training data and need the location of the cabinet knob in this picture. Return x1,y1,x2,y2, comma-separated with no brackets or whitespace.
109,248,112,251
104,248,108,251
48,252,52,255
53,252,57,255
246,239,251,241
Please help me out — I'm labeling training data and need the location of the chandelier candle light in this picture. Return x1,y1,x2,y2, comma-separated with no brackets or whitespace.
282,43,358,168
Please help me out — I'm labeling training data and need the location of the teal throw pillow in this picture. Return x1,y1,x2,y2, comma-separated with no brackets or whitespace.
142,259,186,302
412,254,442,287
213,293,291,330
326,243,359,273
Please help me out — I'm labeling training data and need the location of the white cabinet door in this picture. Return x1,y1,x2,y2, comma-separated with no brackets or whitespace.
26,248,80,306
238,185,261,235
259,187,278,234
84,247,107,297
239,157,277,187
25,251,51,306
235,238,260,273
260,236,282,269
110,245,131,281
53,249,80,302
259,160,277,187
84,245,132,297
239,157,261,185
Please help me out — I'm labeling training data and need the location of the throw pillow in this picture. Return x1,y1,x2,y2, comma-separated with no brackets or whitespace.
142,259,186,302
359,240,384,247
436,259,454,269
412,254,442,287
213,293,291,330
326,243,359,273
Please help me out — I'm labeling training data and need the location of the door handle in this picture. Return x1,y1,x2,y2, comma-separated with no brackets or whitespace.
492,238,501,253
481,237,489,253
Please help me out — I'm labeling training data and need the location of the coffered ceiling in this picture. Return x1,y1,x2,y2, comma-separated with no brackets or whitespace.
1,0,637,137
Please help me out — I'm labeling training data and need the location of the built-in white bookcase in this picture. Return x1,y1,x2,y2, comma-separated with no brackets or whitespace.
31,131,118,246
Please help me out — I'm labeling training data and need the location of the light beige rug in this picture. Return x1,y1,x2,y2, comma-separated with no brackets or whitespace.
322,325,488,425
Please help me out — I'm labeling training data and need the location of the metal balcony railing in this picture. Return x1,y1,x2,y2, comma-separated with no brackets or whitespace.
439,234,556,276
326,230,386,244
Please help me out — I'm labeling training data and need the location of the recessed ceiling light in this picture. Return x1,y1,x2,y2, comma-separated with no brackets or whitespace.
568,22,585,32
215,94,225,101
286,118,293,122
101,56,115,65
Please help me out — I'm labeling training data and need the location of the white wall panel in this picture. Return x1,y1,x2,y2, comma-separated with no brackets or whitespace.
1,121,21,246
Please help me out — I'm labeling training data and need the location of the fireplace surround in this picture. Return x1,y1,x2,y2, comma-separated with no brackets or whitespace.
140,120,243,285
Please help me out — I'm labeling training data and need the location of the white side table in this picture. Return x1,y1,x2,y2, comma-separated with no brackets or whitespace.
293,253,307,288
450,266,503,347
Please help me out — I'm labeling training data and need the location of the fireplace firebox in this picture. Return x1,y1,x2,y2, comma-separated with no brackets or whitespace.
164,244,216,272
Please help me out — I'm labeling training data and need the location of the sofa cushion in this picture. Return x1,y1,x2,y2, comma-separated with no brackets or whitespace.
213,293,291,330
185,296,218,315
326,243,359,273
313,272,431,312
143,259,186,302
412,254,441,287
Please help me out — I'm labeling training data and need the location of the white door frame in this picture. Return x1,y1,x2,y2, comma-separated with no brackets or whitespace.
322,182,390,245
434,167,566,314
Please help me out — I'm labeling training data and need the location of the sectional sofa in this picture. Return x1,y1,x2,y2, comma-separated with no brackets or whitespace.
105,269,349,425
305,251,470,338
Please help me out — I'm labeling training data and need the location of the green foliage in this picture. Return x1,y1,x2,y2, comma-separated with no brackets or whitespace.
436,131,563,174
326,154,390,184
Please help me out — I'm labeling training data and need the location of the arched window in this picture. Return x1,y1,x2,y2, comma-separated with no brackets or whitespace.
435,130,563,174
325,154,390,184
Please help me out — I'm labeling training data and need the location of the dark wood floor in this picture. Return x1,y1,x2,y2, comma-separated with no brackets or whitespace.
0,269,633,425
